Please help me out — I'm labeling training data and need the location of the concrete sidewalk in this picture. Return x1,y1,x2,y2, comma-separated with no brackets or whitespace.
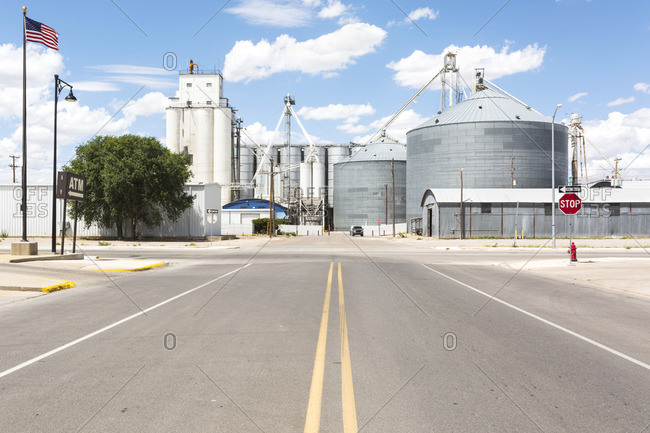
501,256,650,300
0,254,166,297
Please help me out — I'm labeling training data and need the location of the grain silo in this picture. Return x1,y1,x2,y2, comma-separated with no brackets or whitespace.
333,138,406,230
406,85,569,221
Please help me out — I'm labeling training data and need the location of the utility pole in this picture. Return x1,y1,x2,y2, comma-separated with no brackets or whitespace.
510,156,515,188
269,159,275,238
385,184,388,228
613,157,622,179
391,158,395,237
460,168,464,239
9,155,20,183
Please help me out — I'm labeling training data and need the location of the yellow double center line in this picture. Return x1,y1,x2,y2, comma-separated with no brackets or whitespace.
304,262,358,433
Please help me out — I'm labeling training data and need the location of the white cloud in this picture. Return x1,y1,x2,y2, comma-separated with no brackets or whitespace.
87,65,174,76
387,43,546,89
0,43,64,119
568,92,588,102
607,96,635,107
242,122,278,147
582,108,650,178
226,0,313,27
633,82,650,94
71,81,121,92
223,23,387,82
85,64,176,89
409,7,438,21
0,45,171,183
350,109,428,144
388,7,438,27
297,103,375,120
318,0,348,18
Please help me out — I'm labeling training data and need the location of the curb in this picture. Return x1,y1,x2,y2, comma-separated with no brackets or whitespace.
9,253,85,263
86,262,167,272
42,281,76,293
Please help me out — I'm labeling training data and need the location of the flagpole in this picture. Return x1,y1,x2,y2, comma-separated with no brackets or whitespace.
21,6,28,242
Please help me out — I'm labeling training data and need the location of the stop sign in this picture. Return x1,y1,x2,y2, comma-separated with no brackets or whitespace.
559,193,582,215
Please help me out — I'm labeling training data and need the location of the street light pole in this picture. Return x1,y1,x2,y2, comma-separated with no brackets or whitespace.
52,75,77,253
551,103,562,249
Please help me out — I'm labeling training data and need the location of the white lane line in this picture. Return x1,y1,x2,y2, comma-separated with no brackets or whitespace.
421,264,650,372
0,264,252,379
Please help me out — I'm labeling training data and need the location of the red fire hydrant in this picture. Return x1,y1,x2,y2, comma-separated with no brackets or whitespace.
568,242,577,262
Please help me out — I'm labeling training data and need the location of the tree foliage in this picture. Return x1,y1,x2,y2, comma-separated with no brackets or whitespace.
65,135,194,239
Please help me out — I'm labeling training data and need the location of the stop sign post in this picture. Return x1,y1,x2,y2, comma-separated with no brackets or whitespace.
559,193,581,215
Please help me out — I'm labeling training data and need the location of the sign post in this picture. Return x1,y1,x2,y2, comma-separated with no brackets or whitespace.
56,172,86,255
559,193,582,248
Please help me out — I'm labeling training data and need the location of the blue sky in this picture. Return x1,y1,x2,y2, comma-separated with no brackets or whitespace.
1,0,649,184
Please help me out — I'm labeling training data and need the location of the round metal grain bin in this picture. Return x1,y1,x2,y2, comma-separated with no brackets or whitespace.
333,138,406,230
406,87,569,221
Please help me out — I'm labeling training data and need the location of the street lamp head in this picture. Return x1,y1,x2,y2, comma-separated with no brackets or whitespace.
556,103,563,109
65,89,77,102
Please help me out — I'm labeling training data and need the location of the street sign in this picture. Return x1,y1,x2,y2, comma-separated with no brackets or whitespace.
377,219,381,224
558,185,582,193
559,193,582,215
206,208,219,214
56,172,86,202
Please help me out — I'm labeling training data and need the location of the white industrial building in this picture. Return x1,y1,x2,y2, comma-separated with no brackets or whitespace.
0,183,221,238
165,70,234,205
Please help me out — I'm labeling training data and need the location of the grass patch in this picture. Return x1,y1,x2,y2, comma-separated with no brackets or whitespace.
98,241,111,246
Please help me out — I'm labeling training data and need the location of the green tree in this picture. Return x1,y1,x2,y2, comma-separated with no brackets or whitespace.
66,135,194,239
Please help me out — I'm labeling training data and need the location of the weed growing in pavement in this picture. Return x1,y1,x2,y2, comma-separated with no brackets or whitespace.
186,242,196,247
0,230,7,238
98,241,111,246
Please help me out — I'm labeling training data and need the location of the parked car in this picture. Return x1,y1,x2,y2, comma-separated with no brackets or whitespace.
350,225,364,236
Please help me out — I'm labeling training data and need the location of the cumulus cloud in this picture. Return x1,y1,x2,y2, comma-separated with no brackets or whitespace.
0,44,171,183
223,23,387,82
582,108,650,178
388,6,438,27
0,43,64,119
607,96,635,107
349,109,428,144
387,43,546,89
409,7,438,21
568,92,588,102
633,82,649,94
318,0,348,18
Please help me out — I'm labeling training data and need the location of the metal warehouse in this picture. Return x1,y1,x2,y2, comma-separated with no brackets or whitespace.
419,187,650,239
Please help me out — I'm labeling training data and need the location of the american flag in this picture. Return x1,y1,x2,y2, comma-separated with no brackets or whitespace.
25,17,58,50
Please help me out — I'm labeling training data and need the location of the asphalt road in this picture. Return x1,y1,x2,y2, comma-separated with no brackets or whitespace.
0,234,648,432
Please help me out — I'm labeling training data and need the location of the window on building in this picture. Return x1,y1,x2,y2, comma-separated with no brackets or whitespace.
186,83,192,87
206,101,212,105
609,203,620,216
206,83,212,87
188,154,193,164
481,203,492,214
545,203,552,216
